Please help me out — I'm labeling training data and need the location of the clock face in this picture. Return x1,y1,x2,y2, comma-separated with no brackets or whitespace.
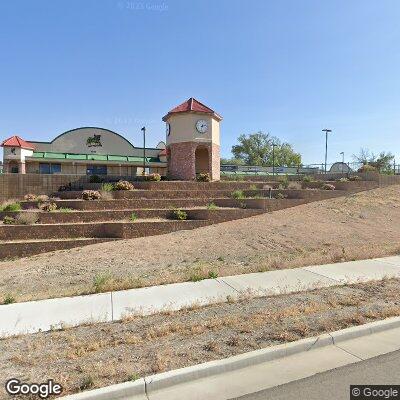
166,123,171,136
196,119,208,134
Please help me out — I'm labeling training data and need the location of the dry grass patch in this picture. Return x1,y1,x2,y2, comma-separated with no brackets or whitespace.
1,279,400,398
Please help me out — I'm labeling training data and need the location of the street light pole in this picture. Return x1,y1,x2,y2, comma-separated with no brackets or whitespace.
141,126,146,176
340,151,344,174
322,129,332,173
272,143,276,176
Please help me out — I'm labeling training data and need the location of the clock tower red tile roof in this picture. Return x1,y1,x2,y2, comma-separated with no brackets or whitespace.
1,135,35,150
162,97,222,121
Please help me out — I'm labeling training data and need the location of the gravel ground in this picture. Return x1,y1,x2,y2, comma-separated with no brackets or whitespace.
1,278,399,399
1,185,400,302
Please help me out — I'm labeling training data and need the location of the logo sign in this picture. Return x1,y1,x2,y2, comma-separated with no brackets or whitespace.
86,134,102,148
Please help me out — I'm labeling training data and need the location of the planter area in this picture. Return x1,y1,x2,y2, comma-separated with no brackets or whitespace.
0,180,367,260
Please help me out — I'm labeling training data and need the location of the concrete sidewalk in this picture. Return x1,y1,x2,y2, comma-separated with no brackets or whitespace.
1,256,400,337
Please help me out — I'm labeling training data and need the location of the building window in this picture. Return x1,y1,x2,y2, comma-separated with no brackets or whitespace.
87,165,107,175
39,163,62,174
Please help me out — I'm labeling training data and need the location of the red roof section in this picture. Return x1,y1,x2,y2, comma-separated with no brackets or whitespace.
1,136,35,150
163,98,222,121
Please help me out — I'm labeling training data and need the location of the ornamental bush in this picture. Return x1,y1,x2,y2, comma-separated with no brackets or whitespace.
172,208,187,220
15,212,39,225
349,175,361,181
82,190,102,200
2,216,15,224
322,183,335,190
40,202,57,212
196,173,211,182
114,180,134,191
146,173,162,181
1,201,22,212
24,194,37,201
36,194,49,203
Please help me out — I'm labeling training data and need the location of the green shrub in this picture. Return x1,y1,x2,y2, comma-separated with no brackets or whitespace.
36,194,49,203
336,177,348,182
208,270,218,279
145,173,162,181
57,207,72,213
101,183,114,191
276,192,287,199
249,184,257,190
232,190,246,200
2,216,15,225
1,202,22,212
172,209,187,220
196,173,211,182
15,213,39,225
3,294,15,304
40,202,57,212
302,175,314,183
82,190,101,200
93,273,111,293
79,375,94,390
114,180,134,190
322,183,335,190
207,202,218,210
349,175,361,181
278,175,289,189
130,212,137,222
24,193,37,201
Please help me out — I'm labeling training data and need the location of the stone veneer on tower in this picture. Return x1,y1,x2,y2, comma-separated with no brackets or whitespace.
162,98,222,181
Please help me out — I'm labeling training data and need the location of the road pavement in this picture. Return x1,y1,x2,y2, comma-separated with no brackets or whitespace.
232,350,400,400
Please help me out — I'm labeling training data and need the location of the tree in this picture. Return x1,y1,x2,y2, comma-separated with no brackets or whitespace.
231,132,301,167
353,148,394,173
220,157,245,165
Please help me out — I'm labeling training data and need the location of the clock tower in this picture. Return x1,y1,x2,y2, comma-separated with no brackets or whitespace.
162,98,222,181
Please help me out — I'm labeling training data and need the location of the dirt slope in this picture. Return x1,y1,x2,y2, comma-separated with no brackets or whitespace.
1,185,400,302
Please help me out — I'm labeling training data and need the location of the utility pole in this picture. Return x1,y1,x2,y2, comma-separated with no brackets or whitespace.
322,129,332,173
141,126,146,176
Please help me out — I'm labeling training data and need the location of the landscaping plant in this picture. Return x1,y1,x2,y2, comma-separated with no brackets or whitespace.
321,183,335,190
207,202,218,210
100,183,114,191
82,190,102,200
36,194,50,203
40,202,57,212
0,202,22,212
2,216,15,224
196,173,211,182
15,213,39,225
24,194,37,201
172,209,187,220
146,173,162,181
231,190,246,200
130,212,138,222
114,180,134,190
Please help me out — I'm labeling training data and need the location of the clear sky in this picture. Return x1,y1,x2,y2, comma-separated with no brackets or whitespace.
1,0,399,165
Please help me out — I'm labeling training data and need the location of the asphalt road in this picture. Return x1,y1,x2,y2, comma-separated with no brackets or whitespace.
232,350,400,400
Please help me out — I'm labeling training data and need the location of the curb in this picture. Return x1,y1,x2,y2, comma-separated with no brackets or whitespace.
60,316,400,399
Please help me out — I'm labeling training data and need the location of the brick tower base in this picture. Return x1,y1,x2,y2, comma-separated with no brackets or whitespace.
167,141,220,181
